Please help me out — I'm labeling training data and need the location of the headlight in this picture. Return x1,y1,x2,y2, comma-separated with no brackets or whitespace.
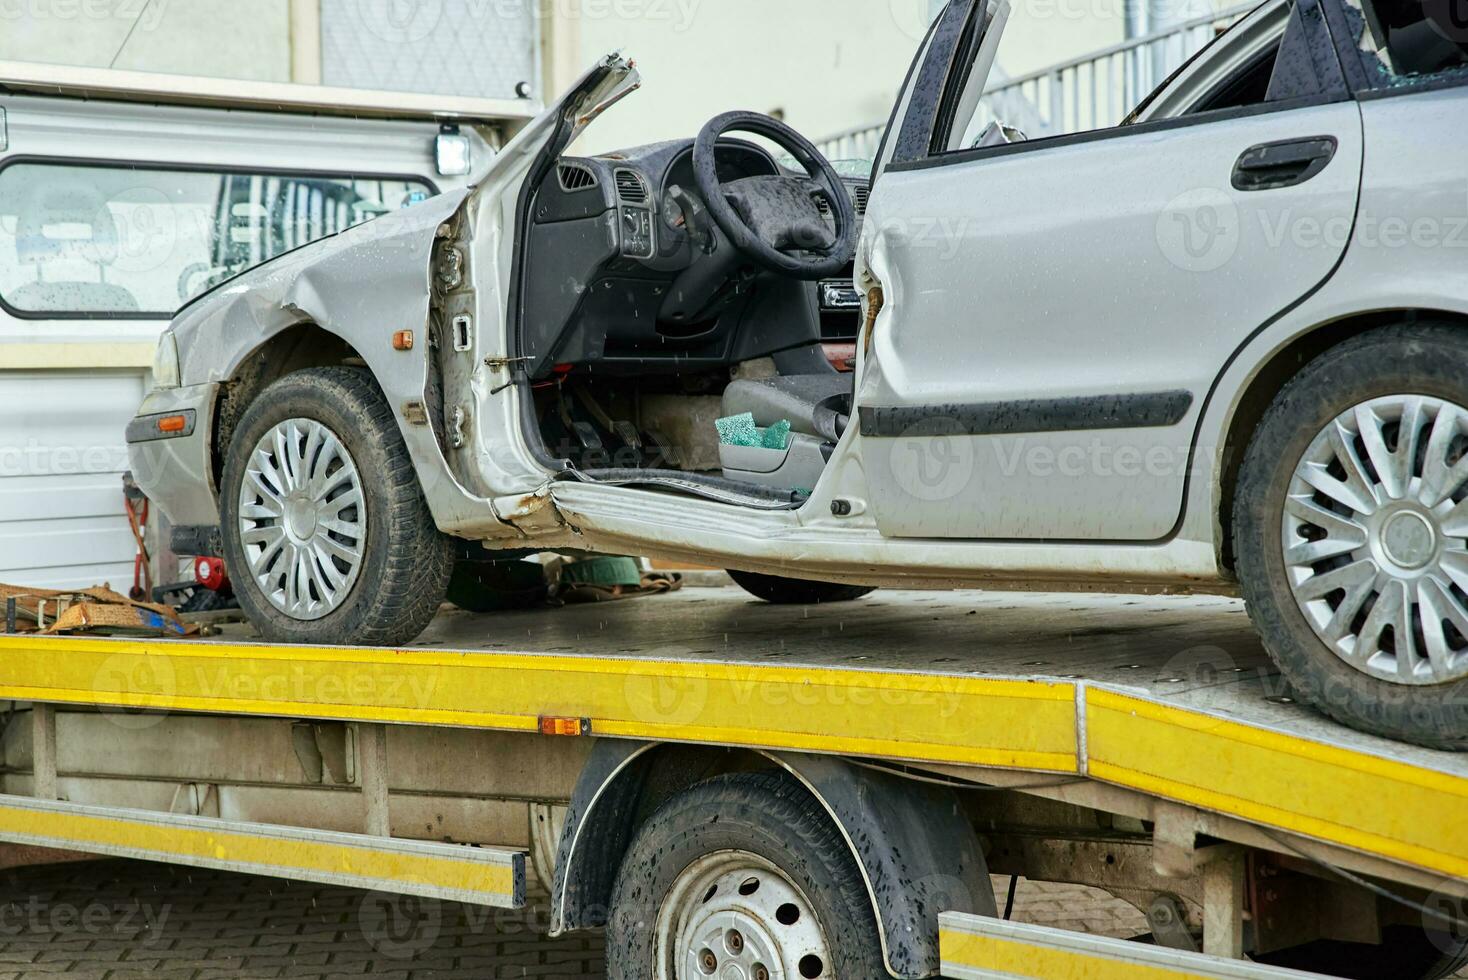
152,333,180,389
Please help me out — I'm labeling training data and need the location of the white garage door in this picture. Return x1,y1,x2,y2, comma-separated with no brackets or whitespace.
0,370,147,592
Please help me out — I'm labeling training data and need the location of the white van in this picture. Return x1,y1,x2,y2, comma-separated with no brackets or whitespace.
0,62,529,591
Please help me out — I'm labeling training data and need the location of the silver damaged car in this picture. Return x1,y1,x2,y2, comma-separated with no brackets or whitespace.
129,0,1468,750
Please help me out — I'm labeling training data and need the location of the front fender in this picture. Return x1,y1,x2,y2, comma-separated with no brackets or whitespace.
168,190,511,538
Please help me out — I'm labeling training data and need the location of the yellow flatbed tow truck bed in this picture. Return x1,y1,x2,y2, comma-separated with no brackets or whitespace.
0,587,1462,979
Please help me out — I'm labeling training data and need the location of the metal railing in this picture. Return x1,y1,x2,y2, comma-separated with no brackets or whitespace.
817,2,1256,162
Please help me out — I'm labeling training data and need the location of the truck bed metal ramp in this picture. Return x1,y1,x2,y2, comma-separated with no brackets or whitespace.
0,795,523,907
0,587,1461,978
0,590,1461,887
939,913,1332,979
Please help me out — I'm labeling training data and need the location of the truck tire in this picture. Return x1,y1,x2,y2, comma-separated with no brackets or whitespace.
727,569,876,605
219,367,452,647
605,772,886,980
1234,324,1468,750
1255,924,1468,980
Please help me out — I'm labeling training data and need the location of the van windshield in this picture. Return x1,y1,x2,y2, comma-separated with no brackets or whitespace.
0,162,435,318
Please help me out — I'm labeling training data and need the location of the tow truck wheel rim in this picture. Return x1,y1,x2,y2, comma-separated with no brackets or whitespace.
656,851,832,980
237,417,367,622
1283,393,1468,686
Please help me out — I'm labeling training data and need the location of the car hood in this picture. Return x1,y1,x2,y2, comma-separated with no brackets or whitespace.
168,53,641,388
169,186,471,386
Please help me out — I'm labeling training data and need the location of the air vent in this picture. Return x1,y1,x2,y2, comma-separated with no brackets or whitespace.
557,163,598,192
614,170,648,203
815,185,868,219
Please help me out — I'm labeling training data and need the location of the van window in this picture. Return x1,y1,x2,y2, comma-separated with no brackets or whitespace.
0,162,435,318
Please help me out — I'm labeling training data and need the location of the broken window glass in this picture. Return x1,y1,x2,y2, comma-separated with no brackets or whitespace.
1344,0,1468,82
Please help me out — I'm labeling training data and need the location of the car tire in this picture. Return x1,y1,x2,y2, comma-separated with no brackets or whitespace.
219,367,452,647
605,772,886,980
727,569,876,605
1255,924,1468,980
446,559,549,613
1234,323,1468,750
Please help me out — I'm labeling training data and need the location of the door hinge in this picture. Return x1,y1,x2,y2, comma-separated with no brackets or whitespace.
485,355,533,395
484,355,532,371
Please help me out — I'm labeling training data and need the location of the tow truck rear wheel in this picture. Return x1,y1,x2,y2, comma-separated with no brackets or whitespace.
727,569,876,605
219,367,452,647
605,772,886,980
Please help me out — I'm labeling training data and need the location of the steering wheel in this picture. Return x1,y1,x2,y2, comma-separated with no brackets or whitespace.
693,111,857,281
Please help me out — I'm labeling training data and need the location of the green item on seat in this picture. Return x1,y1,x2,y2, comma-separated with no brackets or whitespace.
716,412,761,447
716,413,796,451
560,556,643,589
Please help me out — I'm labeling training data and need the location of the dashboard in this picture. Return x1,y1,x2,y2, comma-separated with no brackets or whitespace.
519,137,868,380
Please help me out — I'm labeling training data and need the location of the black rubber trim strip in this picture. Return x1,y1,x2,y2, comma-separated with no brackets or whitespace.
567,469,807,510
859,391,1195,438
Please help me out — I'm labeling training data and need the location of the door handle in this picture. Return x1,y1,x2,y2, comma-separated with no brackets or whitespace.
1231,136,1338,192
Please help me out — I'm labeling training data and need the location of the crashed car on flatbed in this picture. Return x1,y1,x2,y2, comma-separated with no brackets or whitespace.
130,0,1468,753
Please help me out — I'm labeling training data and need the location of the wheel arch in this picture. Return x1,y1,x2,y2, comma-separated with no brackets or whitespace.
1215,307,1468,571
550,740,994,979
210,321,369,490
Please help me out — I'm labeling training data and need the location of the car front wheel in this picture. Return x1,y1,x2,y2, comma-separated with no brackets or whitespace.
219,367,453,647
1235,324,1468,750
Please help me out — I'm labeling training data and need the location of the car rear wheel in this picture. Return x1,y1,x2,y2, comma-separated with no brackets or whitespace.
1234,324,1468,750
605,772,886,980
727,569,876,605
219,367,452,647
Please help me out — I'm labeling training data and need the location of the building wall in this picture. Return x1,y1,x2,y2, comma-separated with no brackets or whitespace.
552,0,937,155
0,0,294,81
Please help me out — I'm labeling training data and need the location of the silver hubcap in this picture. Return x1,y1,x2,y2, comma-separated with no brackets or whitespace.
1284,394,1468,685
657,852,832,980
237,418,366,621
